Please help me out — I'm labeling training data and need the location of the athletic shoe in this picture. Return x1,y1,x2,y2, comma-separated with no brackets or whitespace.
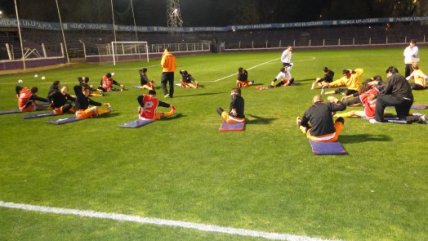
216,107,224,115
164,94,170,98
311,82,317,90
320,86,326,95
419,114,428,124
250,80,254,85
296,116,302,126
369,118,381,124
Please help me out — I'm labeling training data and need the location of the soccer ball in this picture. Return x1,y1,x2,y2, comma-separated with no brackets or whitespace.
111,72,115,76
34,74,38,78
41,76,46,80
18,79,23,83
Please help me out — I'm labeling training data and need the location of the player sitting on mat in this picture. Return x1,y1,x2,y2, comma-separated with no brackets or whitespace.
48,80,75,115
179,70,199,88
296,94,346,142
311,67,335,90
236,67,254,88
138,68,155,90
16,86,49,112
137,90,176,120
216,88,245,123
74,83,111,119
78,76,103,97
321,68,363,96
98,73,125,92
406,62,428,90
270,65,294,88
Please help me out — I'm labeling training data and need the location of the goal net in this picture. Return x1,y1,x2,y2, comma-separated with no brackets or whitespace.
110,41,149,65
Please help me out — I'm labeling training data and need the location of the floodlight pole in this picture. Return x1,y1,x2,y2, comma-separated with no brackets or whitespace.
167,0,183,29
13,0,26,70
130,0,138,41
110,0,117,42
55,0,70,63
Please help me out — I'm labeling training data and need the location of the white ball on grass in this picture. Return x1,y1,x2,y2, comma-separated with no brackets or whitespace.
18,79,23,83
111,72,115,76
41,76,46,80
34,74,38,78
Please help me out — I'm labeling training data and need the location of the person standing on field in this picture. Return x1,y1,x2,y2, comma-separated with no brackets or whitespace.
403,39,419,78
280,46,293,67
160,48,177,98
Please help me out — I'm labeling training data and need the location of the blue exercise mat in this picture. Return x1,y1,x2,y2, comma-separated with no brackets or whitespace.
119,119,154,128
219,121,245,132
309,140,348,155
0,109,20,115
48,116,82,125
411,104,428,110
23,112,56,119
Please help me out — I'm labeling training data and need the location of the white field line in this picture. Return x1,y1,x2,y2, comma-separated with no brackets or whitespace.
0,200,341,241
206,57,316,83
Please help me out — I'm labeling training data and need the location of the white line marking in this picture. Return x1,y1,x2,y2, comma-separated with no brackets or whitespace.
206,57,317,83
0,200,341,241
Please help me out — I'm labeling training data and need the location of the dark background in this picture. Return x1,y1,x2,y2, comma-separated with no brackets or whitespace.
0,0,426,26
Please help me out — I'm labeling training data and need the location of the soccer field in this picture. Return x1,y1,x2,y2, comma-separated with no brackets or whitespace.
0,48,427,241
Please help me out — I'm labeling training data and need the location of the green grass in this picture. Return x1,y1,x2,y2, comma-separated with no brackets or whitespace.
0,48,427,241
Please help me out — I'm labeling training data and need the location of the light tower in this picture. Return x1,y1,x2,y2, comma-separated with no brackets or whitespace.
166,0,183,28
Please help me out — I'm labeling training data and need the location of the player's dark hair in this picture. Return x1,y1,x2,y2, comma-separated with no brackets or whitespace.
30,87,38,94
15,86,23,94
385,66,399,74
148,90,156,95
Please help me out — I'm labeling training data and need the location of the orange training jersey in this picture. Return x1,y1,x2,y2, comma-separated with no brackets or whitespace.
101,75,113,91
18,87,33,111
139,94,159,119
161,50,176,72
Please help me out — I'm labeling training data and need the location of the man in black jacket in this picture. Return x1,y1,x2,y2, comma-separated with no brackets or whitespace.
373,66,413,123
297,95,346,142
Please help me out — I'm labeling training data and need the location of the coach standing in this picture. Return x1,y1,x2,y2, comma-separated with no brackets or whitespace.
160,48,176,98
403,39,419,78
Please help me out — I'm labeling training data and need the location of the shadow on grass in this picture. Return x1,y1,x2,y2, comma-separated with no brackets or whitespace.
160,113,185,120
173,92,226,98
339,134,392,143
99,112,121,118
246,114,278,125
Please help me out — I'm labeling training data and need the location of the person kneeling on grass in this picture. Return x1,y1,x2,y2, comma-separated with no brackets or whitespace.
137,90,176,120
270,65,294,88
138,68,155,90
48,80,75,115
179,70,199,88
74,83,111,119
296,95,346,142
98,73,125,92
16,86,49,112
236,67,254,88
216,88,245,123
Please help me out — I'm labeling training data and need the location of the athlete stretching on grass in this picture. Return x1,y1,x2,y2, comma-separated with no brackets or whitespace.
236,67,254,88
321,68,363,96
137,90,176,120
16,86,49,112
270,65,294,87
217,88,245,123
48,80,75,115
297,95,346,142
74,83,111,119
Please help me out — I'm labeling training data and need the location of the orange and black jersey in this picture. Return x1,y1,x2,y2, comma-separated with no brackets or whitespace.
301,102,346,137
229,95,245,118
74,85,101,110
